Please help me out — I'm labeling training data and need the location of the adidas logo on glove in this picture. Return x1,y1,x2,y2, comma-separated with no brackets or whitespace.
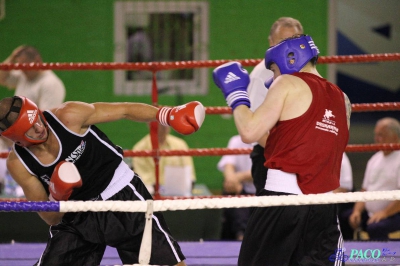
213,61,251,110
224,72,241,84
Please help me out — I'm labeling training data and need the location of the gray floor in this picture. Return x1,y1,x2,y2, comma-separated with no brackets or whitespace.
0,240,399,266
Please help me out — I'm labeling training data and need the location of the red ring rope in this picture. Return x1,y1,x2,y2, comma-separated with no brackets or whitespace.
0,53,399,71
205,102,400,115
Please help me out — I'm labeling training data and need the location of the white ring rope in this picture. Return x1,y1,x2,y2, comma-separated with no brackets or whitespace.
60,190,400,266
60,190,400,213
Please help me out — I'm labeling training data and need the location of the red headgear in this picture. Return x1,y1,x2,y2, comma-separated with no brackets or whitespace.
1,96,48,147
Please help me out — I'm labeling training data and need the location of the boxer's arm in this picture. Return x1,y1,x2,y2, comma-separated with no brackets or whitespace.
233,75,291,144
52,102,205,134
6,151,64,225
213,61,283,144
52,101,160,134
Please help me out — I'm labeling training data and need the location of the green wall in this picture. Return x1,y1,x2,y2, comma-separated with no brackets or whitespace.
0,0,328,192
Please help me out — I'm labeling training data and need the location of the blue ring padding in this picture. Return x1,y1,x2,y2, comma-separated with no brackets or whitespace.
0,201,59,212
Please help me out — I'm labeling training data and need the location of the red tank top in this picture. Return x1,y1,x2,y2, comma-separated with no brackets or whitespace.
264,72,349,194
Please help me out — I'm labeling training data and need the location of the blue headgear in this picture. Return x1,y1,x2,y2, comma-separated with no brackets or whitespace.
265,35,319,75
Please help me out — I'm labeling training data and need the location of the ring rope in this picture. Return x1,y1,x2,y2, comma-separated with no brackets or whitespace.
1,190,400,213
122,143,400,157
205,102,400,114
0,53,399,71
1,143,399,159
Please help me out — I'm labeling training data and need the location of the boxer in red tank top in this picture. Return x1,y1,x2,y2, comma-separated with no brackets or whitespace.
214,35,351,265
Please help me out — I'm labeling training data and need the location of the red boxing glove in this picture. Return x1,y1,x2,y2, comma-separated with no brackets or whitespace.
156,101,205,135
49,161,82,201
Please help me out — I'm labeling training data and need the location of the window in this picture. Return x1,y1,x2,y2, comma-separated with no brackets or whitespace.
114,1,209,96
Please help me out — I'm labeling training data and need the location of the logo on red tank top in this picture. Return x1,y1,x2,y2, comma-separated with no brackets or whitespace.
315,109,339,135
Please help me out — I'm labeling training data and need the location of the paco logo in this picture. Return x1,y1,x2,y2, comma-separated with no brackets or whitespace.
329,247,397,263
349,249,381,260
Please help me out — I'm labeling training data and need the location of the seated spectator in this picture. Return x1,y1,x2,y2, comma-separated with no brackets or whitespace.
132,123,196,195
347,117,400,240
217,135,255,241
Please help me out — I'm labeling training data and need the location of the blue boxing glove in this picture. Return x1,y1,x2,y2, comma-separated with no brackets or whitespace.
213,61,250,110
264,75,274,88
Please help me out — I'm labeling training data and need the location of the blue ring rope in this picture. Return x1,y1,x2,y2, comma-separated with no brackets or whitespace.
0,201,59,212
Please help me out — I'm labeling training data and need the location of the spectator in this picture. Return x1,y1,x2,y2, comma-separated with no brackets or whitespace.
348,117,400,240
217,135,254,240
132,123,196,195
247,17,304,195
0,45,66,110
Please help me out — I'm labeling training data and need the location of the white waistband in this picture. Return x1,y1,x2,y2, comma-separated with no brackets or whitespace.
100,161,134,200
264,169,335,195
264,169,303,195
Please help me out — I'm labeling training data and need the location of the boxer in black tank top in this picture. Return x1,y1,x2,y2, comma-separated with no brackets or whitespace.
14,111,122,200
0,96,204,266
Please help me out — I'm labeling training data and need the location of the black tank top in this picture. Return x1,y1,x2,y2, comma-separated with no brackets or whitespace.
14,111,124,200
